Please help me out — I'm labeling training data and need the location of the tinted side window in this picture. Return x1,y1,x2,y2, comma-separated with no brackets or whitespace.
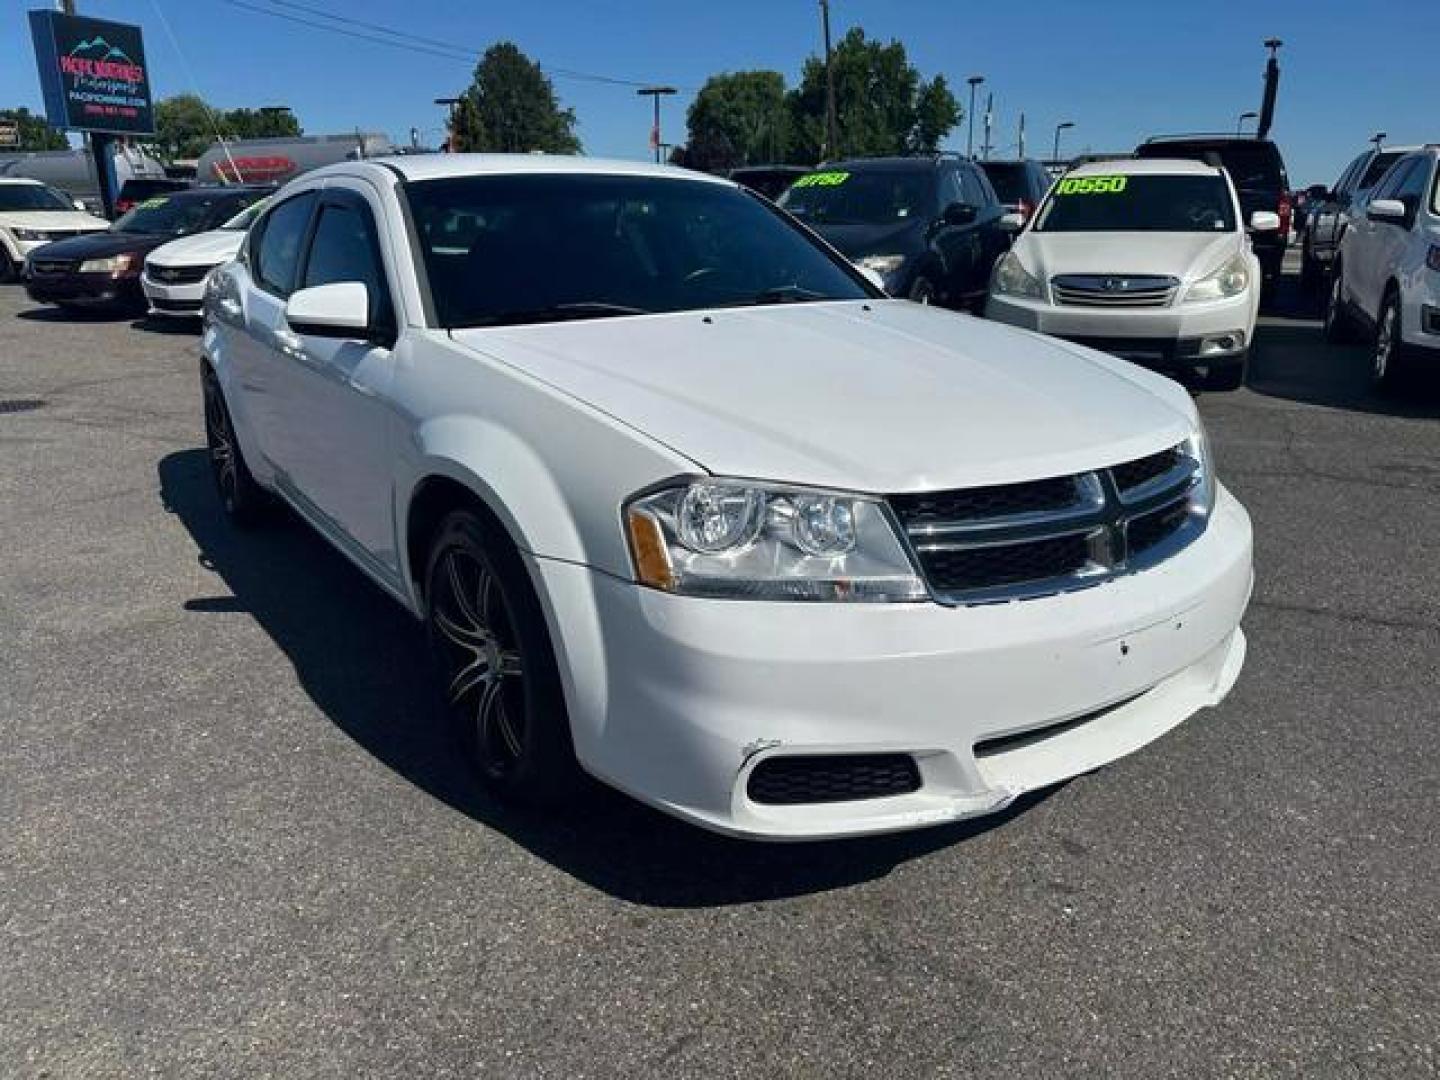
1370,159,1414,201
302,200,393,328
939,168,966,208
254,192,316,297
1335,154,1366,193
960,168,989,206
1395,158,1430,217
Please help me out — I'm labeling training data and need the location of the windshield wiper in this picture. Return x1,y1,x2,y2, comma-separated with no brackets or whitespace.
718,285,834,308
465,302,650,328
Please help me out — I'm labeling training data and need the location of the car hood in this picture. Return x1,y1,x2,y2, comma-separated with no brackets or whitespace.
801,218,924,260
147,228,244,267
1013,231,1243,284
29,231,171,260
0,210,109,232
450,300,1195,493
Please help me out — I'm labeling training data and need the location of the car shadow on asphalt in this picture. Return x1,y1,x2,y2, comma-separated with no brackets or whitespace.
131,315,202,336
14,304,138,323
158,448,1049,908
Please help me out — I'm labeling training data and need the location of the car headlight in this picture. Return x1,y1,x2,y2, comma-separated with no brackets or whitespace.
625,479,928,602
1185,254,1250,303
79,253,139,277
991,250,1043,299
11,228,49,242
855,254,906,276
1184,421,1216,516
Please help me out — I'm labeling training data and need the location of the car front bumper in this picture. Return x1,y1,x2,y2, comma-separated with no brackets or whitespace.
535,483,1253,840
25,273,143,309
985,291,1254,372
141,271,207,316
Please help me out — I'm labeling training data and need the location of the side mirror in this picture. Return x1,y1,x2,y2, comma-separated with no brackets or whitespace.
998,211,1026,232
941,201,977,226
1249,210,1281,232
285,282,372,339
1366,198,1407,224
1305,184,1329,201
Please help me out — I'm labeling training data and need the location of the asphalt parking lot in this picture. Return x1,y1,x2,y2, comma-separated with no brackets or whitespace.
2,269,1438,1078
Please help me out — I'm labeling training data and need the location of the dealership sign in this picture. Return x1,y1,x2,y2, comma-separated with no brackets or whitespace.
28,11,155,136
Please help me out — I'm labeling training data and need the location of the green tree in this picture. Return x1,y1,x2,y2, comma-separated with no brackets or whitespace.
787,29,960,162
221,107,302,142
450,42,580,154
684,71,790,173
0,107,68,151
152,94,214,161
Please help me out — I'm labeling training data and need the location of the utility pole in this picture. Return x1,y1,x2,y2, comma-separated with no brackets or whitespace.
981,92,993,159
637,86,676,164
820,0,838,160
1017,111,1026,159
966,75,984,158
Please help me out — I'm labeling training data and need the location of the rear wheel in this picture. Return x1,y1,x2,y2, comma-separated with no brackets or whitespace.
1323,264,1357,343
201,364,270,526
424,510,581,807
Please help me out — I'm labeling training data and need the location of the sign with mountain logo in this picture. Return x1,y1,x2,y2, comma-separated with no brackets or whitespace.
28,11,155,136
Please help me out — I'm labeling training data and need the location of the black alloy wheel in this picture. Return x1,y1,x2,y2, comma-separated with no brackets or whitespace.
201,364,268,525
1323,265,1355,344
1372,291,1408,390
424,511,579,805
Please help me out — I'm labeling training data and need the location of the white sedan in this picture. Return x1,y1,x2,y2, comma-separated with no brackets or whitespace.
201,154,1252,840
986,158,1271,391
143,198,269,318
0,177,108,282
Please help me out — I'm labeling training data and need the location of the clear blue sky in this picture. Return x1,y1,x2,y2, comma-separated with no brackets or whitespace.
3,0,1435,184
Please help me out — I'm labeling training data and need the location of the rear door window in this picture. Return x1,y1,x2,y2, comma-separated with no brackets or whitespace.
253,191,317,297
301,198,394,330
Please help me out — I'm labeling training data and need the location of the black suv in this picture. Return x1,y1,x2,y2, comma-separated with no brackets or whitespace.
777,155,1018,308
979,158,1053,223
1135,135,1291,284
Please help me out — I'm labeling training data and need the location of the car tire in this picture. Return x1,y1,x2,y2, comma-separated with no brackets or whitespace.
201,363,271,527
1204,353,1247,392
0,248,17,284
424,509,581,808
1299,239,1322,293
1372,289,1410,391
1323,264,1357,343
907,275,937,305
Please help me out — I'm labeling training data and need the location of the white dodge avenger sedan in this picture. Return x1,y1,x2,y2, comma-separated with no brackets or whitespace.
200,155,1252,840
986,158,1271,391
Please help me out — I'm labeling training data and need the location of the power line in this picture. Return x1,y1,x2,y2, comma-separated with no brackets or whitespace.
219,0,693,90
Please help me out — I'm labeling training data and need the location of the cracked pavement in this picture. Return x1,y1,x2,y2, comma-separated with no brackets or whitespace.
2,272,1438,1079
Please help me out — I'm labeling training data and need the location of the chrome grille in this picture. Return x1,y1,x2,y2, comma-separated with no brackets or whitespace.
147,263,212,285
890,444,1204,605
1051,274,1178,308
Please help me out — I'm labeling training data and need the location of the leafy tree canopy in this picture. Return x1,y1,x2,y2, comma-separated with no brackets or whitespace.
451,42,581,155
683,70,790,173
0,107,68,152
150,94,303,162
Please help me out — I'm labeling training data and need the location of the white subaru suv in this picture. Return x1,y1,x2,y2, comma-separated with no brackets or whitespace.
986,159,1271,391
1325,146,1440,387
200,155,1253,840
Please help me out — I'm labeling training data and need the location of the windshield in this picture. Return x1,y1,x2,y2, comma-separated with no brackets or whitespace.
778,169,937,225
405,174,872,329
0,183,76,212
1035,174,1236,233
980,164,1029,204
113,195,222,236
221,198,268,231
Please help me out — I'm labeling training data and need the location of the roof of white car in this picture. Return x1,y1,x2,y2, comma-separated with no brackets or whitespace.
313,153,733,186
1068,158,1220,177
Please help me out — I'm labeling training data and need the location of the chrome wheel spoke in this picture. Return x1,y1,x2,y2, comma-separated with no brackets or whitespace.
492,698,524,759
445,552,481,628
434,605,491,652
448,653,492,704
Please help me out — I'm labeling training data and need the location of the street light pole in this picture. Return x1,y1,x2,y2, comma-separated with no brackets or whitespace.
1370,131,1387,152
1236,110,1257,136
966,75,984,158
637,86,677,164
820,0,839,159
434,97,461,151
1052,120,1074,165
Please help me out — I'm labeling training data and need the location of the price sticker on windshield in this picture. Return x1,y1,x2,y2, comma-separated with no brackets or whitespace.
792,171,851,188
137,197,170,209
1056,175,1128,195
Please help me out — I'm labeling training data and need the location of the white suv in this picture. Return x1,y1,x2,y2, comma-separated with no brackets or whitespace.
200,155,1252,840
1325,146,1440,387
986,159,1271,391
0,177,109,281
